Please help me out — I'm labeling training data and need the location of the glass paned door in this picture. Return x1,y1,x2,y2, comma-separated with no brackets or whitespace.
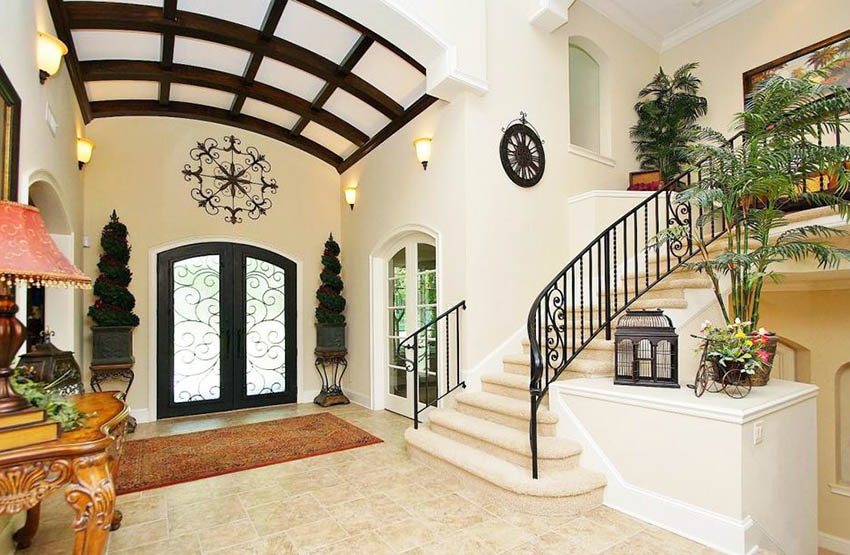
158,243,296,418
384,238,438,417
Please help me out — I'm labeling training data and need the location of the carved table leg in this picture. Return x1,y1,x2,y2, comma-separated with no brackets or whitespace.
65,453,116,555
12,503,40,549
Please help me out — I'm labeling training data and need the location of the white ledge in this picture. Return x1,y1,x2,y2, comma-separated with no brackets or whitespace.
567,189,653,204
828,483,850,497
568,144,616,167
555,377,818,424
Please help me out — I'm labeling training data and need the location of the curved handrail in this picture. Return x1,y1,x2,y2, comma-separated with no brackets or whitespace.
525,131,747,479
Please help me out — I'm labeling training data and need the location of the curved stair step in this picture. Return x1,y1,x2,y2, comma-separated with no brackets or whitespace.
405,426,605,515
481,371,530,400
427,408,581,472
455,391,558,436
504,353,613,377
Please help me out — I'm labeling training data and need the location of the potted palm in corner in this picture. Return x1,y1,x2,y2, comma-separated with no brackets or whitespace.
659,64,850,385
630,62,708,187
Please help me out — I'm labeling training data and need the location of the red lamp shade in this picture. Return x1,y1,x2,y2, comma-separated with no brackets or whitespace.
0,201,90,289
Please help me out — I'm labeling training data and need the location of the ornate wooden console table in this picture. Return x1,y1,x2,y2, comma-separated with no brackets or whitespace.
0,391,129,554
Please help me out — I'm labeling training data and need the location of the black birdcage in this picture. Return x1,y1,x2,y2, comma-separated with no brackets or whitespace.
614,310,679,388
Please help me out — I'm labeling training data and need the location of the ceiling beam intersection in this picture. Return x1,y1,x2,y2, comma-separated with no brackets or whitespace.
159,0,178,105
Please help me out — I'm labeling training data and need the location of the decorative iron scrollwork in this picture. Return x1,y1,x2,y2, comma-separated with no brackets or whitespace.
181,135,278,225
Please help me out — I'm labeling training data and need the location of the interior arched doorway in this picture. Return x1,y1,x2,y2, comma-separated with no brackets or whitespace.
26,174,76,353
369,225,441,415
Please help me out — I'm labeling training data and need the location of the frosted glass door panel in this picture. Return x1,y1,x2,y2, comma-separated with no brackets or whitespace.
245,257,287,396
172,255,221,403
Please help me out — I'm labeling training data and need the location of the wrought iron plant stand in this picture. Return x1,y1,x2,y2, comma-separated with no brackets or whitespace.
688,338,752,399
313,350,350,407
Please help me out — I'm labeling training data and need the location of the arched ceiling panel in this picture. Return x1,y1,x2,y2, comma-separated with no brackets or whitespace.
48,0,438,172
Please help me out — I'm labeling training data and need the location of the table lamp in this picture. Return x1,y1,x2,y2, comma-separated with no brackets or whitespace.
0,201,90,417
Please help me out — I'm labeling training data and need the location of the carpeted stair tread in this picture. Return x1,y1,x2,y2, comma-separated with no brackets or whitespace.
456,391,558,424
481,370,529,390
522,337,613,354
428,409,581,460
405,426,606,497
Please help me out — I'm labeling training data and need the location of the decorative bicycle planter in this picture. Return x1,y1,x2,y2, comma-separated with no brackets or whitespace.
688,342,752,399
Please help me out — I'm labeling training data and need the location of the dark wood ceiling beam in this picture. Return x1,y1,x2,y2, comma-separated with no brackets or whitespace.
291,35,374,138
90,99,343,167
231,0,288,116
80,60,369,146
159,0,177,105
46,0,92,122
337,95,438,174
64,2,404,119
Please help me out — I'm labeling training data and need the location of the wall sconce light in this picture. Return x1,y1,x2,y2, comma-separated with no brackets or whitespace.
76,138,94,169
37,32,68,84
343,186,357,211
413,138,432,171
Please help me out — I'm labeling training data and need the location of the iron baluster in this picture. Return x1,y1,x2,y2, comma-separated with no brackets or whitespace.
644,204,649,290
604,233,612,341
579,256,584,345
633,213,638,295
623,220,628,303
413,340,419,429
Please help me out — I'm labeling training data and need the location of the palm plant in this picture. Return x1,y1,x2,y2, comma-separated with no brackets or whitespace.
630,63,708,181
659,63,850,332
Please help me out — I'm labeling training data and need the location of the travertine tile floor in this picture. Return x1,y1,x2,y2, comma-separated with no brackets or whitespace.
19,402,723,554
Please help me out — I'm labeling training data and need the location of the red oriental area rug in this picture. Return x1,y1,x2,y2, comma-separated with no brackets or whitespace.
116,412,382,494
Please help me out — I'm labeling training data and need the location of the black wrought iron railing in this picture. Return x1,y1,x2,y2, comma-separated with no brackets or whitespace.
526,122,848,478
398,300,466,428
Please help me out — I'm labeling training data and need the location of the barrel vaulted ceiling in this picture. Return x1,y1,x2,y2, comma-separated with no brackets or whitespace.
48,0,438,172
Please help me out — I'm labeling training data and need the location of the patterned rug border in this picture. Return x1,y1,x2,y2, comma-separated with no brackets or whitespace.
117,412,383,495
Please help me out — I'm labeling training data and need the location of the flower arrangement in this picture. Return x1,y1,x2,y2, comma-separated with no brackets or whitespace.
696,319,772,375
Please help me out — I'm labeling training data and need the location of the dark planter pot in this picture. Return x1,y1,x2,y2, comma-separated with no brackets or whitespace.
748,332,778,386
316,323,346,353
91,326,135,367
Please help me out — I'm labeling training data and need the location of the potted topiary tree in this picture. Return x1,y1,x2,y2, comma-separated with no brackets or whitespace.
658,64,850,385
88,211,139,366
315,233,346,352
630,62,708,185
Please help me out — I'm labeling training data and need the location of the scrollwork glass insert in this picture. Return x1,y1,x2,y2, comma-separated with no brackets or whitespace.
173,255,221,403
245,257,287,396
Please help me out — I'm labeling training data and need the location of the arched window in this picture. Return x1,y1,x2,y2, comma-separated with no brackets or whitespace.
569,44,600,153
568,37,612,163
838,364,850,485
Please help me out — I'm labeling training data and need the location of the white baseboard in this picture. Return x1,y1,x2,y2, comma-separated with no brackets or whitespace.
551,388,755,555
463,325,525,390
821,531,850,554
130,408,153,424
345,388,371,409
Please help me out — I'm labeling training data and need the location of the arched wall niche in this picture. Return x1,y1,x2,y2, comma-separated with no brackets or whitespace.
837,363,850,486
24,173,76,353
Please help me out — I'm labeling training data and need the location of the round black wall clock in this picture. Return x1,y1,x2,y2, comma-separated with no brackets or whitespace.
499,111,545,187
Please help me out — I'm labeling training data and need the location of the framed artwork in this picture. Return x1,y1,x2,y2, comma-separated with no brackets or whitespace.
0,62,21,202
743,29,850,103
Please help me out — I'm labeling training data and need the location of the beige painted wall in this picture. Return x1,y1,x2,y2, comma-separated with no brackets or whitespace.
1,0,87,357
82,117,341,415
759,289,850,542
661,0,850,133
341,0,659,404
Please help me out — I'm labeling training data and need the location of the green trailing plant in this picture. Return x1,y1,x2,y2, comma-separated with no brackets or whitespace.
88,210,140,327
11,371,85,431
655,62,850,332
630,62,708,181
315,233,346,325
696,320,771,375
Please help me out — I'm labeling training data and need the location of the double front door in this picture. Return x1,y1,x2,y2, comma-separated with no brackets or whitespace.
157,243,296,418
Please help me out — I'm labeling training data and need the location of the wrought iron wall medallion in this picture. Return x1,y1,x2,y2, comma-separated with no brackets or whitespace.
181,135,278,224
499,111,545,187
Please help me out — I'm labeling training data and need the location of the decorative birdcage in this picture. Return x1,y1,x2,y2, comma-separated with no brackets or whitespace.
614,309,679,388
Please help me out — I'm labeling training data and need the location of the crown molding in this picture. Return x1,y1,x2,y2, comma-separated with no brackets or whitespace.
580,0,663,51
661,0,763,51
528,0,576,33
581,0,763,53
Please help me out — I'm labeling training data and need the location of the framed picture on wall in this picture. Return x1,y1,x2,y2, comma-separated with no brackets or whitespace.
742,29,850,103
0,62,21,202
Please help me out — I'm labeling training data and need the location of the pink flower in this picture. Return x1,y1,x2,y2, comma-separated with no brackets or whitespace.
756,349,770,363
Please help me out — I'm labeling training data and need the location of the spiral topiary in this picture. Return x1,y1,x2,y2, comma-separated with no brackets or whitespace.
315,233,346,325
87,210,140,327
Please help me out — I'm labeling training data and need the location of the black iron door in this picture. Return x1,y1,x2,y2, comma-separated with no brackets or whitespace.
157,243,297,418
